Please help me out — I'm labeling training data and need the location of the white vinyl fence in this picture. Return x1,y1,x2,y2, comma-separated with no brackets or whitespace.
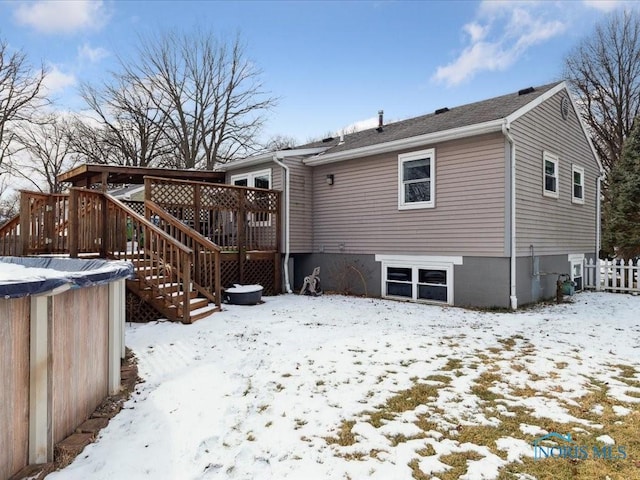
584,258,640,293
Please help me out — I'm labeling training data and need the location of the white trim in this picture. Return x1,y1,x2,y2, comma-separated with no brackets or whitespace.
568,254,585,291
375,254,463,265
398,148,435,210
571,164,585,204
505,82,566,124
542,151,559,198
230,168,273,226
304,119,504,166
375,255,460,305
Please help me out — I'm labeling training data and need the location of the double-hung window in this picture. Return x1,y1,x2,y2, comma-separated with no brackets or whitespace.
230,169,272,225
398,148,435,209
572,165,584,204
543,152,559,198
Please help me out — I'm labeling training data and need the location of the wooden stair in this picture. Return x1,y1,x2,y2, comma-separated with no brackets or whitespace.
127,257,218,323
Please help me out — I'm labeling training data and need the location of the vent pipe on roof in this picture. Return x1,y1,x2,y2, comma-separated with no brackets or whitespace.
518,87,535,96
435,107,449,115
377,110,384,132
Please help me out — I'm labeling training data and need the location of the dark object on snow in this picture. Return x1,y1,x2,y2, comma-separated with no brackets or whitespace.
556,273,575,303
224,284,263,305
300,266,322,296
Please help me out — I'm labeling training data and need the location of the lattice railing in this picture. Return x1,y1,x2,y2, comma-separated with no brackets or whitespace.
145,176,281,252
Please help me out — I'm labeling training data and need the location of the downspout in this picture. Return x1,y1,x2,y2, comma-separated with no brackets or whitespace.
595,173,604,291
502,121,518,310
273,154,293,293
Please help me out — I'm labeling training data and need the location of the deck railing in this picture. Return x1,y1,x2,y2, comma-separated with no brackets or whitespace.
146,200,221,307
0,215,20,256
144,176,281,252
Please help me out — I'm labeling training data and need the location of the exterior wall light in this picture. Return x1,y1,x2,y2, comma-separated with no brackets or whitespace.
326,174,334,186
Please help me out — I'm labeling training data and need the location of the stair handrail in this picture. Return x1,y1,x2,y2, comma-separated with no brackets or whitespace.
145,200,222,308
100,192,195,323
0,214,20,256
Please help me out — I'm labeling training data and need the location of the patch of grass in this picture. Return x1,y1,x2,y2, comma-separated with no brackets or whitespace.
316,379,325,386
497,337,517,350
625,390,640,398
257,404,269,413
423,374,452,384
470,372,503,402
386,432,426,446
324,420,356,446
416,444,437,457
442,358,463,371
437,451,484,480
555,361,569,369
281,372,292,378
613,363,638,378
408,458,431,480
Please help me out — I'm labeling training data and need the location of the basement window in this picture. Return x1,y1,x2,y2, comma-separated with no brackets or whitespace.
375,255,462,305
543,152,559,198
569,254,584,291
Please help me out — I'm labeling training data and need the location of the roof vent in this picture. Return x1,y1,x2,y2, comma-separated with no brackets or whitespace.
322,136,334,143
377,110,384,132
435,107,449,115
518,87,535,96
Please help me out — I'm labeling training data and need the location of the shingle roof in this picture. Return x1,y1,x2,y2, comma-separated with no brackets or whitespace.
295,82,562,154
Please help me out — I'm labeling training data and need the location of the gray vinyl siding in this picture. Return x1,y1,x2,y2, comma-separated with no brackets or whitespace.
286,158,313,253
511,91,600,256
224,159,312,253
311,132,507,256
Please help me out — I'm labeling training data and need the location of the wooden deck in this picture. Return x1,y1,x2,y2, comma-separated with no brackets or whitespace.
0,177,281,323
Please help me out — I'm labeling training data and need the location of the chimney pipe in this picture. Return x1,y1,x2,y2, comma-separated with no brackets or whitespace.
377,110,384,132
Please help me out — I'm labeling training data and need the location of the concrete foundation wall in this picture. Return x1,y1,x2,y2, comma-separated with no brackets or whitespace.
292,252,595,309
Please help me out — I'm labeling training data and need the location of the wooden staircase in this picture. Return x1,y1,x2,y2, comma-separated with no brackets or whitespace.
126,257,218,323
0,188,223,324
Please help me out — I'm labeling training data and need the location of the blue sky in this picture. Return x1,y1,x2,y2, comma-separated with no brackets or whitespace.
0,0,634,145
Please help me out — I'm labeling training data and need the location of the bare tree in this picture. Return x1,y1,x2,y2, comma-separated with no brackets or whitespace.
0,38,48,179
263,134,298,151
564,10,640,181
78,77,172,167
9,115,79,193
118,30,277,169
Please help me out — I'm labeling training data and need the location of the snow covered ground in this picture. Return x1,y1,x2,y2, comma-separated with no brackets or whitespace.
48,292,640,480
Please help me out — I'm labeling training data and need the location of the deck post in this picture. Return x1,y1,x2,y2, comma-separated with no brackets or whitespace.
100,193,108,257
194,183,201,235
69,189,78,258
18,192,29,256
237,189,245,284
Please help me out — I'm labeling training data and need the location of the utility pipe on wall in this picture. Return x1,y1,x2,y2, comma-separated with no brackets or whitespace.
502,121,518,310
272,154,293,293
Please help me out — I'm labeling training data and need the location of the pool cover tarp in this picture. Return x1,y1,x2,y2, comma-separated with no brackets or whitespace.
0,256,133,298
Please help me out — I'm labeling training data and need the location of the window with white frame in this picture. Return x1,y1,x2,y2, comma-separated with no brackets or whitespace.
398,148,435,209
572,165,584,204
543,152,559,198
230,169,272,225
375,255,462,305
569,254,584,291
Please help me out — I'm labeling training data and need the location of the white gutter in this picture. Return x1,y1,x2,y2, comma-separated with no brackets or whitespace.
218,147,329,171
272,153,293,293
502,121,518,310
305,119,504,166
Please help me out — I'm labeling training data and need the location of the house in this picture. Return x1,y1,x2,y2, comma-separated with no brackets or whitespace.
221,81,604,309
